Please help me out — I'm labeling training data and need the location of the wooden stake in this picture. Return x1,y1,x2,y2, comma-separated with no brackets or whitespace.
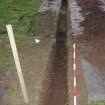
6,24,29,103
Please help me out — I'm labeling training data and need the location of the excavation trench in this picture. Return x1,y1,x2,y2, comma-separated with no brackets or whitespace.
71,0,105,102
39,0,68,105
40,43,68,105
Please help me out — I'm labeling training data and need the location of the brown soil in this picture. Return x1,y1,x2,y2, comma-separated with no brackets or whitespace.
67,42,88,105
39,0,68,104
76,0,105,73
39,43,68,105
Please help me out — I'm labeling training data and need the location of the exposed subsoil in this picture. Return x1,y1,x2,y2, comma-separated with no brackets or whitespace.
39,43,68,105
76,0,105,73
71,0,105,103
39,0,69,105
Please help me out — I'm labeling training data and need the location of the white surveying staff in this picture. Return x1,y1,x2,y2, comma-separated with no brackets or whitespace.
6,24,29,103
72,43,77,105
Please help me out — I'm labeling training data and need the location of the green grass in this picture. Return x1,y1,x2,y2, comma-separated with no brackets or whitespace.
0,0,42,33
88,101,105,105
0,0,57,72
0,0,58,105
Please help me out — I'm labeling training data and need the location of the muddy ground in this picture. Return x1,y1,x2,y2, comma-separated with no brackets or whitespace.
1,0,105,105
76,0,105,73
71,0,105,104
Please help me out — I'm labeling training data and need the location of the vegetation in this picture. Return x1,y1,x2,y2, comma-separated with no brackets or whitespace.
0,0,57,105
89,101,105,105
0,0,41,33
0,0,42,71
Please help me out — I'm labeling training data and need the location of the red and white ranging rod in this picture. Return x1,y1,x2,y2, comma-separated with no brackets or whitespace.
72,43,77,105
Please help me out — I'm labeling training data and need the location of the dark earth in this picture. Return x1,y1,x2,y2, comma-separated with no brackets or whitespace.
1,0,105,104
39,0,68,105
76,0,105,73
73,0,105,103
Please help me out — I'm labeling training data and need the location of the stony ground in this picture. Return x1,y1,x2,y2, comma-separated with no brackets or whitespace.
71,0,105,104
1,0,105,105
76,0,105,74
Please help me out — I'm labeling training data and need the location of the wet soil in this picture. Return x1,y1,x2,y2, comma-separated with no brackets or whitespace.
71,0,105,103
39,0,68,105
39,43,68,105
75,0,105,73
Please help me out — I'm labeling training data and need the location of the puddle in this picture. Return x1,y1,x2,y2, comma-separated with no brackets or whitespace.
80,58,105,101
71,0,84,36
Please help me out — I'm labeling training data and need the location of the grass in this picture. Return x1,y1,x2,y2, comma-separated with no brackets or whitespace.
0,0,42,33
0,0,57,105
0,0,57,73
88,101,105,105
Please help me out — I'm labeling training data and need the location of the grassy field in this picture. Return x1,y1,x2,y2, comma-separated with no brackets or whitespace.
89,102,105,105
0,0,42,72
0,0,41,33
0,0,57,73
0,0,57,105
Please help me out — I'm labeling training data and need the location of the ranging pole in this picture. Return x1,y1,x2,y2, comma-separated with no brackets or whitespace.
72,43,77,105
6,24,29,103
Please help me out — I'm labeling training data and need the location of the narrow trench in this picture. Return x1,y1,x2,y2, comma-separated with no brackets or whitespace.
42,0,69,105
25,1,69,104
43,43,68,105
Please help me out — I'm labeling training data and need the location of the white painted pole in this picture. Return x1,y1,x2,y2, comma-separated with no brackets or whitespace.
73,44,77,105
6,24,29,104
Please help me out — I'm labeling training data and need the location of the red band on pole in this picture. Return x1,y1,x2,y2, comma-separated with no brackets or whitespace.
72,87,77,96
73,70,76,77
73,70,82,77
73,48,76,53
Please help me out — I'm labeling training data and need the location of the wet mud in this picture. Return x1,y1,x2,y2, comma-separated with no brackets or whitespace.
71,0,105,102
39,43,68,105
44,44,68,105
39,0,68,105
74,0,105,73
77,0,105,40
